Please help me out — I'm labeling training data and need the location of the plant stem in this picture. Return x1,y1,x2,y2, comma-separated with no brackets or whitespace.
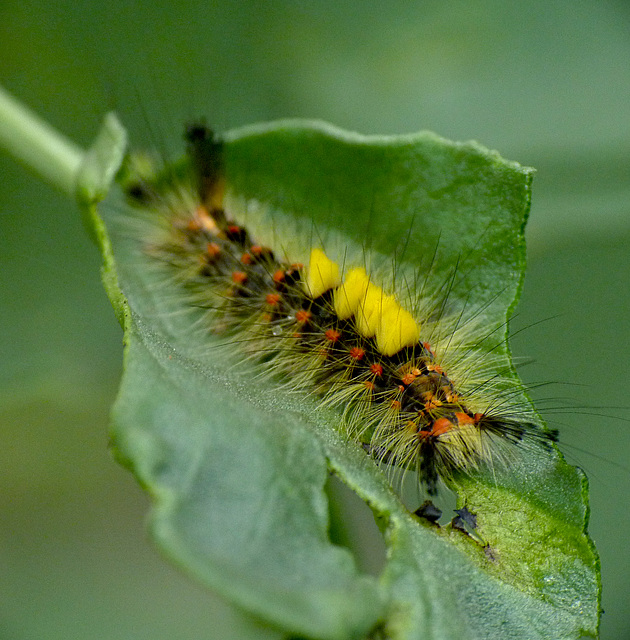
0,85,85,197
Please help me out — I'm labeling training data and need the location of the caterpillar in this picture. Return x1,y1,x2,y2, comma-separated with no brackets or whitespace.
121,123,558,497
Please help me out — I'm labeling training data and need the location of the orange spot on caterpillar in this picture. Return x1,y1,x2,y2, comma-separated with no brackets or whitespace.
232,271,248,284
390,400,401,411
422,341,435,355
402,372,417,386
455,412,475,427
429,417,453,437
370,363,383,377
295,309,311,324
427,363,444,374
265,293,281,306
261,312,272,322
250,244,273,260
364,380,375,391
273,270,286,284
206,242,221,259
444,389,460,404
349,346,365,361
240,252,253,265
226,224,248,244
325,329,341,342
423,393,443,411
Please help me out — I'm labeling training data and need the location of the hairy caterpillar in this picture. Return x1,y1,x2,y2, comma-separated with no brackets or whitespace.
121,123,558,497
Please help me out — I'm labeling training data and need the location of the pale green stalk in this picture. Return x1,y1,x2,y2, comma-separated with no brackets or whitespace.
0,85,84,196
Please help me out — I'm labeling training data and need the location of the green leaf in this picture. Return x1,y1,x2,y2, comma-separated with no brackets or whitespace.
75,112,127,206
92,120,599,639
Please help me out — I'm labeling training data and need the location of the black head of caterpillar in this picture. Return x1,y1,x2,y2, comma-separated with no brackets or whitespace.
123,123,559,497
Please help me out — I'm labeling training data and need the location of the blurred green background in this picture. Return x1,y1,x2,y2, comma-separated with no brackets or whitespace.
1,1,629,638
